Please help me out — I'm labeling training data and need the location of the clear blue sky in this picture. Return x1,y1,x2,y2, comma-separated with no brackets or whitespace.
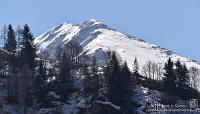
1,0,200,62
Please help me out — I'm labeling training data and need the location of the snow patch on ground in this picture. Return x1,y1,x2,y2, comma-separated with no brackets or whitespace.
96,101,120,110
48,91,60,99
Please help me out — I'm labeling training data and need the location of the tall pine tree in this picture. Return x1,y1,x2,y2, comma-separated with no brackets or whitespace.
175,59,182,87
18,24,36,107
120,62,134,112
57,51,74,101
35,60,47,103
107,52,121,103
133,57,140,83
4,24,17,103
105,52,132,106
5,24,17,53
163,58,176,93
175,60,189,94
181,64,189,88
20,24,36,73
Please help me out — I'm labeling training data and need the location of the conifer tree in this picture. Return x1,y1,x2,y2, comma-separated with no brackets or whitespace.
175,61,189,93
18,24,36,107
20,24,36,73
121,62,132,94
163,58,176,93
57,51,74,100
174,59,182,88
133,58,139,72
120,62,133,110
5,24,17,53
35,60,47,103
105,52,132,106
107,52,121,101
4,24,17,103
133,57,140,83
181,64,189,88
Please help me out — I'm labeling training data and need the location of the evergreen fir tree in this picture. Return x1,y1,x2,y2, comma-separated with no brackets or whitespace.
133,57,140,83
57,51,74,101
133,58,139,72
4,24,17,103
5,24,17,53
18,24,36,107
121,62,132,95
20,24,36,73
107,52,121,102
105,52,132,106
7,54,18,103
163,58,176,93
181,64,189,88
120,62,133,111
35,60,47,103
175,60,189,94
174,59,182,88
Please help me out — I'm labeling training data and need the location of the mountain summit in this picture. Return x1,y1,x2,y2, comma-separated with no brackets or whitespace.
34,19,200,70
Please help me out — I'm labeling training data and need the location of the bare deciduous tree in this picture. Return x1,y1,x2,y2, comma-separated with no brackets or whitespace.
189,67,199,90
142,61,162,80
152,62,158,80
56,41,82,65
142,61,152,78
0,25,8,48
156,65,163,80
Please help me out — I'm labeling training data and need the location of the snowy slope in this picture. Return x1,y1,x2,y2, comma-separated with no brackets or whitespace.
35,23,80,58
34,19,200,70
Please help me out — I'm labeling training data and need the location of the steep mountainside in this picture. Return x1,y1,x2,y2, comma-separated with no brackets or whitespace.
34,19,200,71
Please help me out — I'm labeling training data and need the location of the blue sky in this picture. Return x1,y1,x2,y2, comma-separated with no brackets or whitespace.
0,0,200,62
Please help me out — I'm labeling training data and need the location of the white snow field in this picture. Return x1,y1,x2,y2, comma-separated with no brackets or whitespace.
35,19,200,70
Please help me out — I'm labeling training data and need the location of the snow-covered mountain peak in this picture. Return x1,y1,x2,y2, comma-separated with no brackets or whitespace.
79,19,110,31
84,19,101,25
34,19,200,71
